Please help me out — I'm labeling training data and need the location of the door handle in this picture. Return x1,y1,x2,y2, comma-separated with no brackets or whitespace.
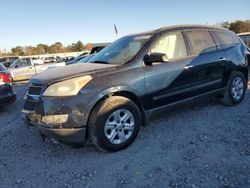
184,65,194,69
219,57,228,62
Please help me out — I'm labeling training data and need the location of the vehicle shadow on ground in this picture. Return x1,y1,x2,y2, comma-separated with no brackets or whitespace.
25,95,229,156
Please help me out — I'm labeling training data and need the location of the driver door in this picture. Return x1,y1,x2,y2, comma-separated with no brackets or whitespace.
142,31,199,110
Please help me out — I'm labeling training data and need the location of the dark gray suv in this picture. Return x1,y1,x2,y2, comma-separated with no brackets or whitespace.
22,25,249,152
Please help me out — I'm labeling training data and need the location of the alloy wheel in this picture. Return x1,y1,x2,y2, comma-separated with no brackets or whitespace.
104,109,135,145
231,77,244,101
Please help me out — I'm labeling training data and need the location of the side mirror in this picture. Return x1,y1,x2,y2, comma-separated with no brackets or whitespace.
144,53,168,66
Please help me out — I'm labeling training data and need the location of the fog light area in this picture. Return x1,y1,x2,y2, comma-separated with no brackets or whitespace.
42,114,69,125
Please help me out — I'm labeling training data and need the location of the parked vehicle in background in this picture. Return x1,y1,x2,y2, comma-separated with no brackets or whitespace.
44,56,56,63
55,56,65,63
8,58,46,81
238,32,250,66
238,32,250,47
22,25,249,152
90,46,106,54
46,61,66,70
65,45,108,65
65,56,75,62
78,54,95,64
8,58,65,81
44,56,65,64
0,56,19,67
0,63,16,107
65,55,88,65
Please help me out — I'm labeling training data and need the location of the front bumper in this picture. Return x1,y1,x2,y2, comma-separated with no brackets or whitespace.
22,83,97,145
22,113,87,144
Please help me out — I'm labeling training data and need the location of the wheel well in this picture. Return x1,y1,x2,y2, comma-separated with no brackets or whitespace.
110,91,148,126
112,91,145,114
87,91,148,130
235,67,248,82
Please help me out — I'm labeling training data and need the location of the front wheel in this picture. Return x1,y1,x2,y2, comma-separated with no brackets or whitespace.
88,96,141,152
221,71,247,106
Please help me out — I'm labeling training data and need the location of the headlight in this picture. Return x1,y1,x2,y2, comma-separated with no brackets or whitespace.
43,75,92,96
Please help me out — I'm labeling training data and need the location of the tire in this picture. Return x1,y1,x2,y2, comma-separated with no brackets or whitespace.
88,96,141,152
221,71,247,106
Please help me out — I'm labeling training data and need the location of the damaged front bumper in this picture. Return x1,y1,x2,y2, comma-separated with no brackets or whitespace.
22,85,92,145
22,113,86,144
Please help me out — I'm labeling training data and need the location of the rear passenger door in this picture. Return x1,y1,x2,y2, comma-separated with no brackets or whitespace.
182,30,228,92
210,30,244,86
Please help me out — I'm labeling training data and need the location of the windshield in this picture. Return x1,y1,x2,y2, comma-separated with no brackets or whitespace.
89,35,152,65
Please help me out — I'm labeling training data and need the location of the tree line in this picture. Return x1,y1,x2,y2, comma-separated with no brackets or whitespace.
10,40,93,56
220,20,250,34
1,20,250,57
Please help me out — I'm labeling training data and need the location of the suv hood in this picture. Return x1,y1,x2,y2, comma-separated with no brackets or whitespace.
31,63,118,85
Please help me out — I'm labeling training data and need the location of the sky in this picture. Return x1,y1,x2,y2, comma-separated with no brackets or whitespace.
0,0,249,50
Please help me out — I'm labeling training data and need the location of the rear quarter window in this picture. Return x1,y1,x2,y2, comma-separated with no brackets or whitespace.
185,30,217,55
211,30,240,47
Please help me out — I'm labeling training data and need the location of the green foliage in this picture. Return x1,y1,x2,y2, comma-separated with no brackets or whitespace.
8,41,92,56
11,46,25,56
68,41,85,52
221,20,250,34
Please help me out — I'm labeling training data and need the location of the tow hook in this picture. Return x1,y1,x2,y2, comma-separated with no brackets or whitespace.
39,132,46,142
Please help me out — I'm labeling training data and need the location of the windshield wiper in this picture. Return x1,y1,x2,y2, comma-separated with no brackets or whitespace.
91,60,109,64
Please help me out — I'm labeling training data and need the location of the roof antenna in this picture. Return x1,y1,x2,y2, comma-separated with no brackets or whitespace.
114,23,118,37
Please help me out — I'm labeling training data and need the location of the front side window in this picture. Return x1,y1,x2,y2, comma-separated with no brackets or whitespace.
18,59,29,67
12,59,30,68
89,35,152,65
186,30,217,54
150,32,187,60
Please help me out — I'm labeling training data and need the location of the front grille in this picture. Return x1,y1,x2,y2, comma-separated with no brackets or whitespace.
28,85,42,95
23,101,37,111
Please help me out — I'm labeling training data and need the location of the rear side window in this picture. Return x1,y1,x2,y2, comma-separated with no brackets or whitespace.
211,31,240,47
185,30,217,54
151,32,187,60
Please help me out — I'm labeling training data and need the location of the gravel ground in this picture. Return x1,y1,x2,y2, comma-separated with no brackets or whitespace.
0,77,250,188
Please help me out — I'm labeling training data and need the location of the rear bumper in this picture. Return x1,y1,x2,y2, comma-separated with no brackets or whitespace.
22,113,86,145
0,93,16,107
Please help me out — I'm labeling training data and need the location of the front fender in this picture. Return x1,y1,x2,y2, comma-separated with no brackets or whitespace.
88,85,139,109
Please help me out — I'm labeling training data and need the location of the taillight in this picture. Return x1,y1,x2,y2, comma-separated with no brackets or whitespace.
0,73,12,83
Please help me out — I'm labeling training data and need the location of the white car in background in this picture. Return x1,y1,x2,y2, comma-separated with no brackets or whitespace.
8,58,65,81
238,32,250,47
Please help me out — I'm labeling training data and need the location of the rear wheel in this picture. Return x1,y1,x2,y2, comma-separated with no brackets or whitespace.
88,96,141,152
221,71,247,106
